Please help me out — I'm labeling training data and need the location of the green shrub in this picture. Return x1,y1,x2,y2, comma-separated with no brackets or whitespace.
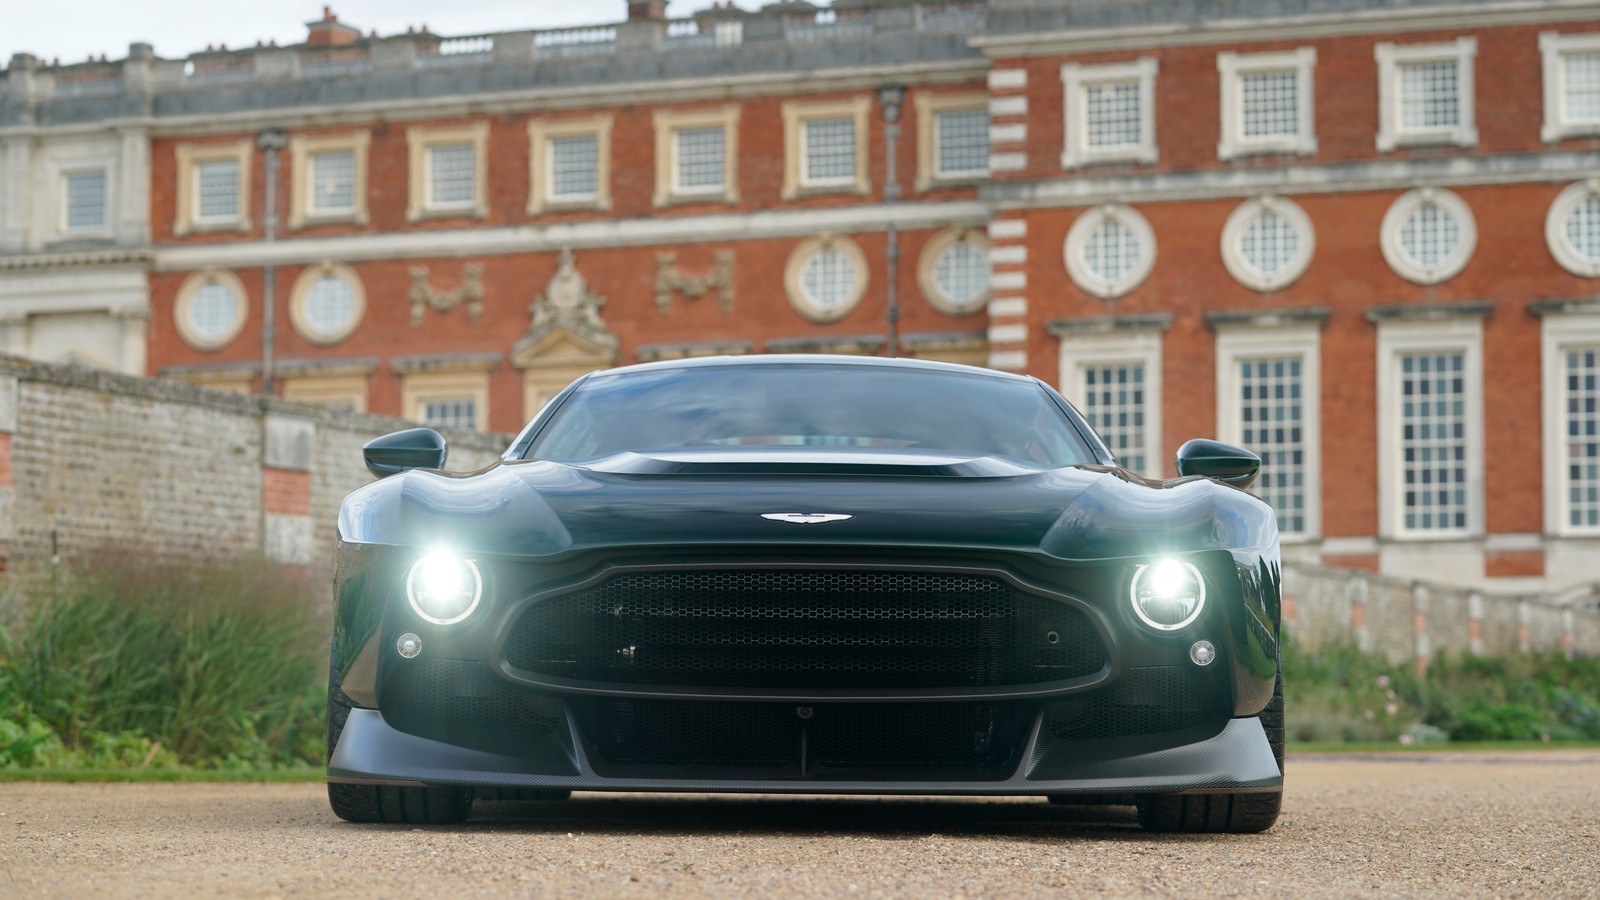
0,553,326,768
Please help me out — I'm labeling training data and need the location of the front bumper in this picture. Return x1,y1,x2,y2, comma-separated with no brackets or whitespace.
328,707,1282,796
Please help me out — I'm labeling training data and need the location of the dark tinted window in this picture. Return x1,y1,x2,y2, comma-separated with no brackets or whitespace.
525,364,1095,467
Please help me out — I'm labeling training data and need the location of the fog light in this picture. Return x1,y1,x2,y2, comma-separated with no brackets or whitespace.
1189,640,1216,667
397,632,422,659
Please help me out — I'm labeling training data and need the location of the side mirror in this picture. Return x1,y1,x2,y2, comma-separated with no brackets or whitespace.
1175,438,1260,489
363,428,448,478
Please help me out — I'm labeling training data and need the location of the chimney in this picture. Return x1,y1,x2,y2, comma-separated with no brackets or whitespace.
306,6,362,47
627,1,669,21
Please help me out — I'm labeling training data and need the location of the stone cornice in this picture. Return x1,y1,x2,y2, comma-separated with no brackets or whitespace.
388,352,502,375
1363,300,1496,323
1204,307,1333,330
1528,296,1600,317
1047,313,1174,337
0,248,153,271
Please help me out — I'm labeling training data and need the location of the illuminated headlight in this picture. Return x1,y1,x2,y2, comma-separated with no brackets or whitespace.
1130,560,1206,631
406,552,483,625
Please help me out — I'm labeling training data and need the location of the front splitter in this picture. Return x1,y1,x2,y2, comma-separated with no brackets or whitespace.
328,708,1282,796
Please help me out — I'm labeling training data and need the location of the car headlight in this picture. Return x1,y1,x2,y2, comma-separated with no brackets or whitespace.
1129,560,1205,631
406,552,483,625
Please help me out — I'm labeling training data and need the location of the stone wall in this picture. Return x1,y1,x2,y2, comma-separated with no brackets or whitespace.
0,355,505,580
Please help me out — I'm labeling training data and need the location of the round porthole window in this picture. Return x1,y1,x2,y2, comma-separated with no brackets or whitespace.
289,261,366,345
1380,188,1476,285
175,269,247,351
1221,196,1315,292
1547,179,1600,279
785,235,868,323
919,229,991,316
1063,205,1156,300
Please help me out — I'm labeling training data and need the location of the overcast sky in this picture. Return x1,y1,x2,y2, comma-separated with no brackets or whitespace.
5,1,787,67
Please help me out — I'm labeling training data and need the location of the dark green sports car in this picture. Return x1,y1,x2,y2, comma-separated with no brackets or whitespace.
327,355,1284,832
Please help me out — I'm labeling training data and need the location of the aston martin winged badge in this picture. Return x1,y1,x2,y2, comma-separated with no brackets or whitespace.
760,513,854,524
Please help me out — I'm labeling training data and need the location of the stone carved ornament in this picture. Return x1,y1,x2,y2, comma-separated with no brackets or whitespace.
409,263,485,328
655,249,735,316
514,249,619,358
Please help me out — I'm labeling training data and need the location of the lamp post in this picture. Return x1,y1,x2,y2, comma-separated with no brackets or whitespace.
877,84,905,358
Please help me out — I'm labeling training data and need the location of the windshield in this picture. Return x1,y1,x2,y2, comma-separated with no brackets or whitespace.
524,363,1097,467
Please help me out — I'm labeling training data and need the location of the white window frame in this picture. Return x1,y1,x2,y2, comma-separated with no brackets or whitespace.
288,260,366,346
1215,324,1322,541
527,114,613,214
405,124,489,222
1540,310,1600,536
1375,38,1478,152
1379,187,1477,285
1217,48,1317,160
783,234,869,324
174,140,251,236
402,370,491,434
59,163,113,236
1540,32,1600,143
1546,179,1600,278
1058,328,1163,478
914,91,990,191
288,132,370,229
781,98,870,199
1376,316,1484,541
653,106,741,207
1060,58,1159,169
1062,204,1156,300
1220,195,1316,292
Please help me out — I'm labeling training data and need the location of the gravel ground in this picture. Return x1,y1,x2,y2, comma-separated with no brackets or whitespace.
2,753,1597,898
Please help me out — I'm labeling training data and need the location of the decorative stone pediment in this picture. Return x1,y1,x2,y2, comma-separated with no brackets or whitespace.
513,249,618,365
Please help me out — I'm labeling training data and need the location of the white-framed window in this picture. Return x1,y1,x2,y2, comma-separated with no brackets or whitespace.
917,228,990,316
1546,179,1600,278
803,117,856,184
288,132,369,229
654,106,741,206
1540,32,1600,143
913,92,989,191
288,261,366,346
1060,59,1158,168
1376,316,1484,540
62,167,109,232
1220,195,1315,292
1380,187,1477,285
1058,326,1164,478
528,115,613,213
406,124,489,221
1375,38,1478,151
783,234,868,323
424,398,477,431
174,269,248,352
1216,325,1322,539
401,368,493,433
1541,312,1600,535
1063,204,1156,300
1217,48,1317,159
782,98,870,198
174,141,251,236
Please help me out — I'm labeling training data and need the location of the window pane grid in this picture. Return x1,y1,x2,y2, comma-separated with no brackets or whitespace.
1240,69,1300,138
1083,218,1143,284
305,276,355,334
1238,357,1307,535
1398,201,1462,268
1566,348,1600,528
550,134,599,198
1564,51,1600,123
675,126,726,192
1398,59,1460,131
803,117,856,183
1083,79,1142,148
1082,364,1146,475
196,160,239,220
65,170,107,230
1239,210,1300,278
1399,351,1469,532
428,144,476,207
936,108,989,175
190,282,239,341
800,247,858,311
1563,194,1600,264
424,398,476,431
310,151,355,213
933,240,989,308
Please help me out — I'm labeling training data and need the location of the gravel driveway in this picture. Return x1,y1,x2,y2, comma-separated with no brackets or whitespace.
2,752,1596,898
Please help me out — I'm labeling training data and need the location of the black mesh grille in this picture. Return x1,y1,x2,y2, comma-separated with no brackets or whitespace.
587,699,1025,771
1045,666,1226,740
504,569,1105,689
385,658,564,738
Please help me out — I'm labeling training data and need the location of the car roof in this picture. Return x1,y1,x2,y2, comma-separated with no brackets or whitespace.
592,354,1039,383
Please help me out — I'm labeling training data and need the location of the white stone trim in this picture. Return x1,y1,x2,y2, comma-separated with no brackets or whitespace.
288,131,370,230
989,123,1026,144
987,68,1027,91
913,91,990,192
1374,37,1478,152
1541,310,1600,537
1546,178,1600,278
1058,327,1164,478
989,96,1028,118
988,219,1027,241
990,270,1027,291
1376,316,1485,541
1060,58,1159,169
1540,31,1600,143
783,234,869,324
783,97,872,199
406,123,489,222
1216,47,1317,160
989,296,1027,318
1220,195,1315,292
989,152,1027,172
1214,322,1322,539
988,323,1028,344
916,227,991,316
989,349,1028,371
174,140,251,236
527,113,613,214
55,159,115,239
989,244,1026,265
653,105,741,207
1062,204,1156,300
1379,187,1477,285
287,260,366,346
173,268,248,352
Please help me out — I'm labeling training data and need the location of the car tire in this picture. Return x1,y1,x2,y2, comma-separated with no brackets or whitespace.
1134,669,1284,834
325,652,474,824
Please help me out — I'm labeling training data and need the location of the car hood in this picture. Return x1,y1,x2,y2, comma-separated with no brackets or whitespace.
338,449,1273,561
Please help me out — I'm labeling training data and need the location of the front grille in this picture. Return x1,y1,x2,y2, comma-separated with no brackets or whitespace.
1045,666,1227,740
587,699,1026,771
384,658,564,738
503,569,1105,689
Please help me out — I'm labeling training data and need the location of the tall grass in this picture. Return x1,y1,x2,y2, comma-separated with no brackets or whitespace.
0,553,326,768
